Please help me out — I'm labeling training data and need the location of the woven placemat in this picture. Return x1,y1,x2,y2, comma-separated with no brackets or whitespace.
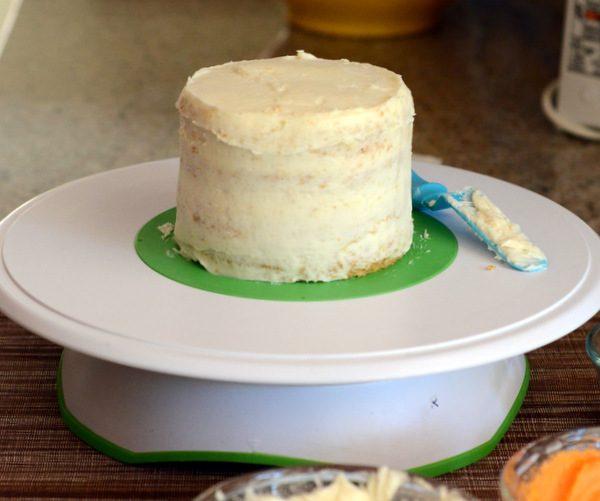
1,311,599,500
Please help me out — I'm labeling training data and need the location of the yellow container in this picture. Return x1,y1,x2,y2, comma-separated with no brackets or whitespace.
284,0,453,38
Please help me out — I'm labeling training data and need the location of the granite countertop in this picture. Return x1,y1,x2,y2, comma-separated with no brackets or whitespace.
0,0,285,217
0,0,599,235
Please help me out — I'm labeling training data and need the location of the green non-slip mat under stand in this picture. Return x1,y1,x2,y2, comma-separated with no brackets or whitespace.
135,209,457,302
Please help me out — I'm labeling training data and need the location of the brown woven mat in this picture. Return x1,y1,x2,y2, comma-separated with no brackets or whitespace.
1,310,599,500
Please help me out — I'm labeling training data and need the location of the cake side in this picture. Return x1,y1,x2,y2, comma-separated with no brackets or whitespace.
174,52,414,283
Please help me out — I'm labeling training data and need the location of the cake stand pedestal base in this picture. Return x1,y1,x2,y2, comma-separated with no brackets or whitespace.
58,349,528,476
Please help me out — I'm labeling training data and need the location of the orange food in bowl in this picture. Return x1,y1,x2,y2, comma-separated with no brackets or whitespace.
506,448,600,501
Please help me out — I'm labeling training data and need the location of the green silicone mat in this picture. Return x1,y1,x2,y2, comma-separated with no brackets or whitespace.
135,209,457,302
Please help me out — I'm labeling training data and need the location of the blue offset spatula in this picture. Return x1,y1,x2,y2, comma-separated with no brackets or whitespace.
411,170,548,272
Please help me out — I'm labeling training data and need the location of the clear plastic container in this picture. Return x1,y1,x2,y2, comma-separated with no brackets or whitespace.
585,323,600,383
193,466,477,501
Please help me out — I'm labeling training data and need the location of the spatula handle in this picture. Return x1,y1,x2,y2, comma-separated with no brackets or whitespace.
411,170,449,210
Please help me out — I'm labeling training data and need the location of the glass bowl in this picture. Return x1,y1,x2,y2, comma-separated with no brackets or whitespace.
500,427,600,501
193,466,477,501
585,323,600,382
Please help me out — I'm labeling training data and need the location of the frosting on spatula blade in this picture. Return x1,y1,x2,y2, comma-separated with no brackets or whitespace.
442,188,548,272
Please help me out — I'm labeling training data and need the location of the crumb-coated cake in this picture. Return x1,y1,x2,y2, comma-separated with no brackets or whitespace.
174,51,415,283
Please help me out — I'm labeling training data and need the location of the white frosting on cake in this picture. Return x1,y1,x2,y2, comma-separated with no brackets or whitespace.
174,51,415,283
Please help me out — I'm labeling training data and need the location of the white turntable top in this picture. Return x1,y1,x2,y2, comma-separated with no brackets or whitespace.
1,159,599,384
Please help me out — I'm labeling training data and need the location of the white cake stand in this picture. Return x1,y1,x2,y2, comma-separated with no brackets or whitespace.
1,159,599,475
